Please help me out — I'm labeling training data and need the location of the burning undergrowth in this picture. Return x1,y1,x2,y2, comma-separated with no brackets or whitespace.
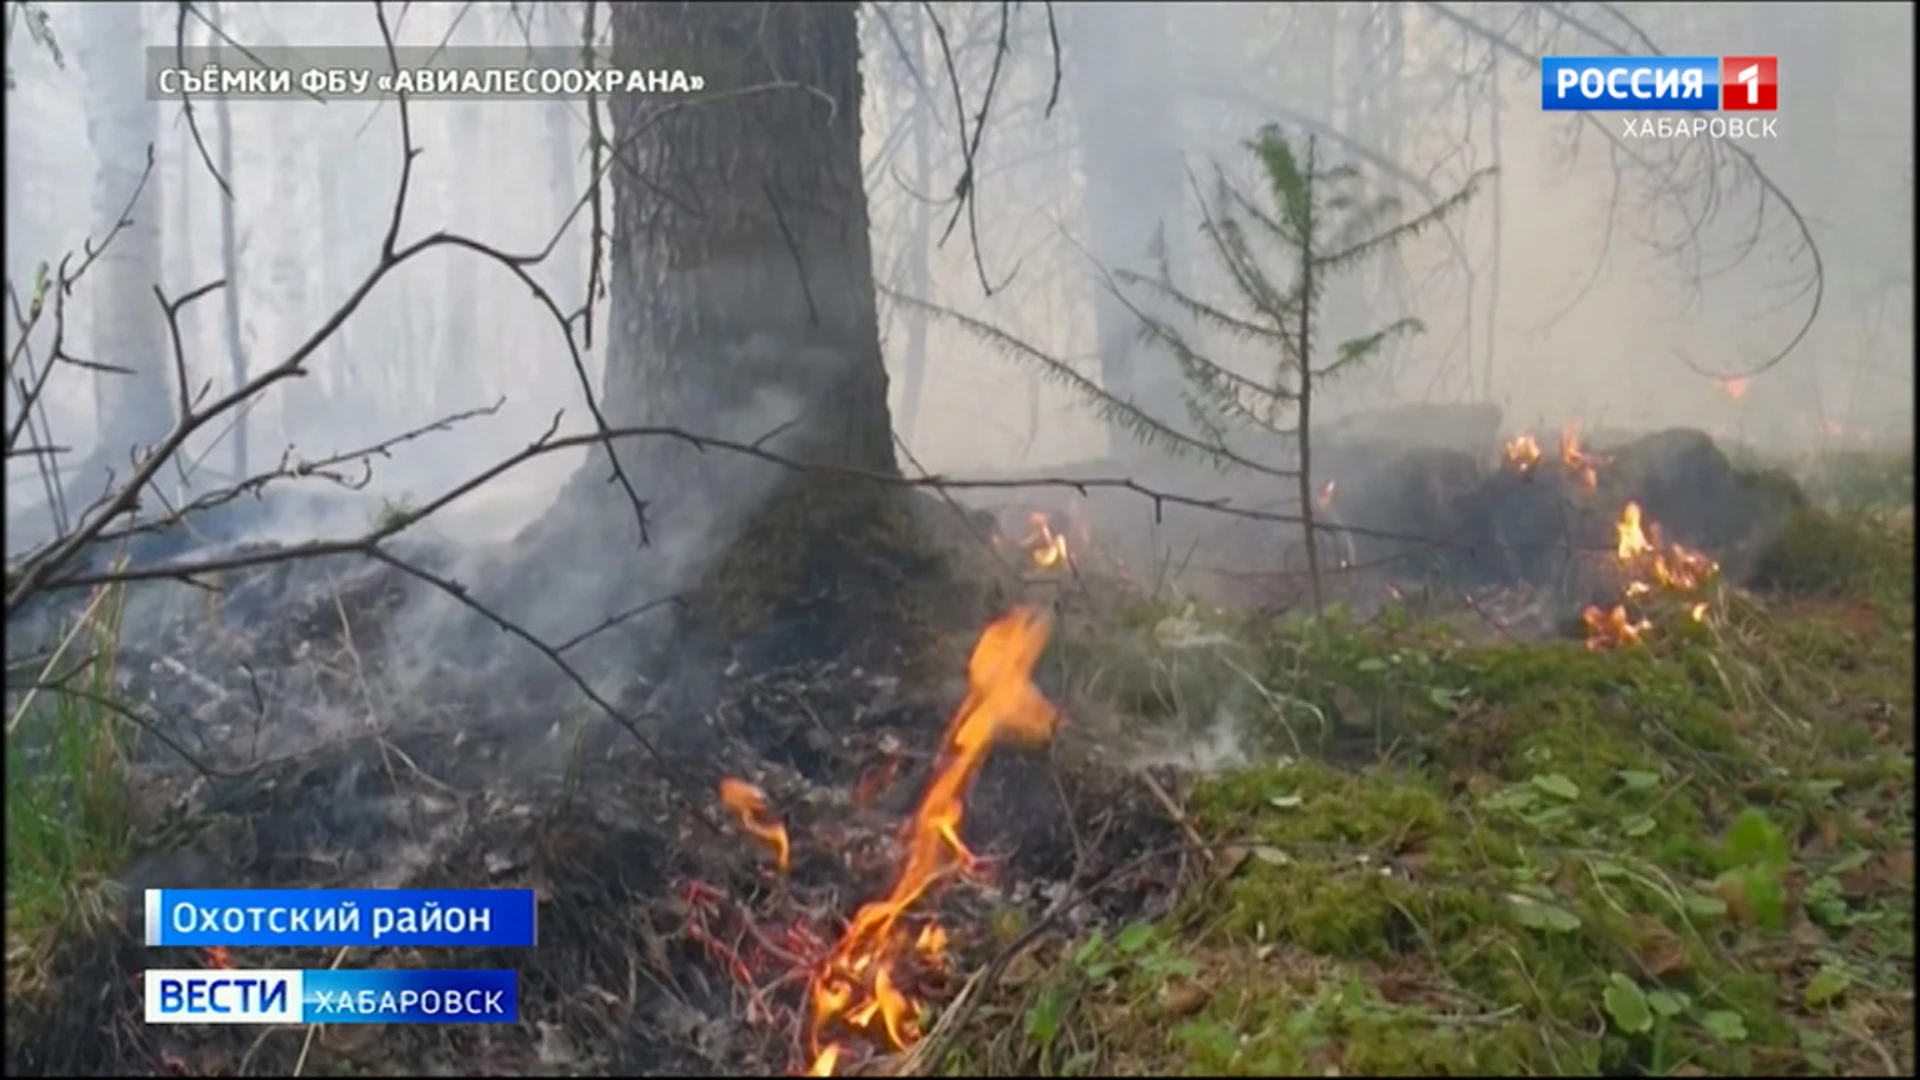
994,423,1804,653
7,425,1902,1078
8,578,1183,1075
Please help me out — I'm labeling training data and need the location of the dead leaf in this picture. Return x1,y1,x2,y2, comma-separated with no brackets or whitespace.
1801,819,1842,858
1374,972,1421,1004
1000,950,1045,988
1634,918,1693,978
1162,981,1211,1018
1783,867,1809,910
1879,846,1913,885
1789,920,1830,949
1716,876,1756,925
1841,998,1892,1033
1395,850,1433,880
1214,845,1252,882
1839,864,1879,900
1331,685,1369,729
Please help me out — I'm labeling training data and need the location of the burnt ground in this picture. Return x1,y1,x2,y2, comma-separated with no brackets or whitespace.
4,424,1850,1077
6,546,1183,1077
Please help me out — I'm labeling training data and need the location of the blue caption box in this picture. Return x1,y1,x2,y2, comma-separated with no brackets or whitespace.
1541,56,1721,112
144,889,538,947
143,968,519,1024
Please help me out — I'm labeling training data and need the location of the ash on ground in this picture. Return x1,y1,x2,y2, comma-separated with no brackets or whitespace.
8,551,1178,1077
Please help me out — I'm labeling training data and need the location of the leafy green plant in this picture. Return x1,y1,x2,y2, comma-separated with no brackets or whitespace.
1715,808,1791,931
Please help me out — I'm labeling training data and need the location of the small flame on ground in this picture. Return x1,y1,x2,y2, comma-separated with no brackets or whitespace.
1504,434,1543,472
805,606,1060,1075
1022,512,1071,571
719,778,791,873
1316,479,1338,510
1505,424,1607,493
1721,376,1750,401
1559,423,1602,494
1582,500,1720,650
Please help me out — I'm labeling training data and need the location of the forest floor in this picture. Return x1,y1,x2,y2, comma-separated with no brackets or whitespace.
924,447,1915,1078
2,446,1911,1078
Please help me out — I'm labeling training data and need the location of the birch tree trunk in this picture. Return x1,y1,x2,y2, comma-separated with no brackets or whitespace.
1063,1,1194,461
893,2,934,447
77,0,171,497
207,1,247,479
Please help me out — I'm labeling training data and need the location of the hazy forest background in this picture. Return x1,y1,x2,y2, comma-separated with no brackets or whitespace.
2,3,1914,1077
6,0,1911,546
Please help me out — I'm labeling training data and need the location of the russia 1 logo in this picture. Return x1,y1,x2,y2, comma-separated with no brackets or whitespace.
1721,56,1778,111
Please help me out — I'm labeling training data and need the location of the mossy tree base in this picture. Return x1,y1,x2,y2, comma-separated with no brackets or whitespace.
684,470,1007,676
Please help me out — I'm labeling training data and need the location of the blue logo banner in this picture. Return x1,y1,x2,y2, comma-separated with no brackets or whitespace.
1541,56,1721,111
144,889,538,947
144,969,520,1024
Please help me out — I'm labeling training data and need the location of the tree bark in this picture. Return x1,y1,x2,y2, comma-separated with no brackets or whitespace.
599,0,892,471
531,1,924,658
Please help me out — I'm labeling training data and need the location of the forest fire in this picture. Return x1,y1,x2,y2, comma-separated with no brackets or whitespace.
720,778,792,873
1504,433,1543,472
1581,501,1719,650
803,605,1060,1076
1559,423,1603,494
1021,512,1071,571
1504,425,1604,492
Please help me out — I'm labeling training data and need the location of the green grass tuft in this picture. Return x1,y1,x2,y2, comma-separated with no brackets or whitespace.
5,582,138,1002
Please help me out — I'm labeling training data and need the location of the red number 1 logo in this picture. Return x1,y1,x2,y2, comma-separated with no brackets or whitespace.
1721,56,1778,111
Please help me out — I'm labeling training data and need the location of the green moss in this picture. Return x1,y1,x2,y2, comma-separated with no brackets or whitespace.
1806,449,1915,515
950,531,1913,1076
1749,507,1912,604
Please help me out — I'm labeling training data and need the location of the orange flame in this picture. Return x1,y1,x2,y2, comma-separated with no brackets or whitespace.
1504,433,1543,473
1559,423,1602,494
1582,604,1652,649
1582,501,1719,649
1316,479,1338,510
1721,376,1749,401
1506,424,1606,493
1022,513,1070,571
805,606,1060,1075
719,778,791,873
205,946,233,970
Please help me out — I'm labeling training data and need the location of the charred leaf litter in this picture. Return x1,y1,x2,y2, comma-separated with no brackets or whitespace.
9,501,1182,1077
8,419,1802,1077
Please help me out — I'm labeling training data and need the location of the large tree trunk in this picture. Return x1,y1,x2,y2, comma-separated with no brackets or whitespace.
599,1,893,476
522,1,945,671
76,0,171,501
